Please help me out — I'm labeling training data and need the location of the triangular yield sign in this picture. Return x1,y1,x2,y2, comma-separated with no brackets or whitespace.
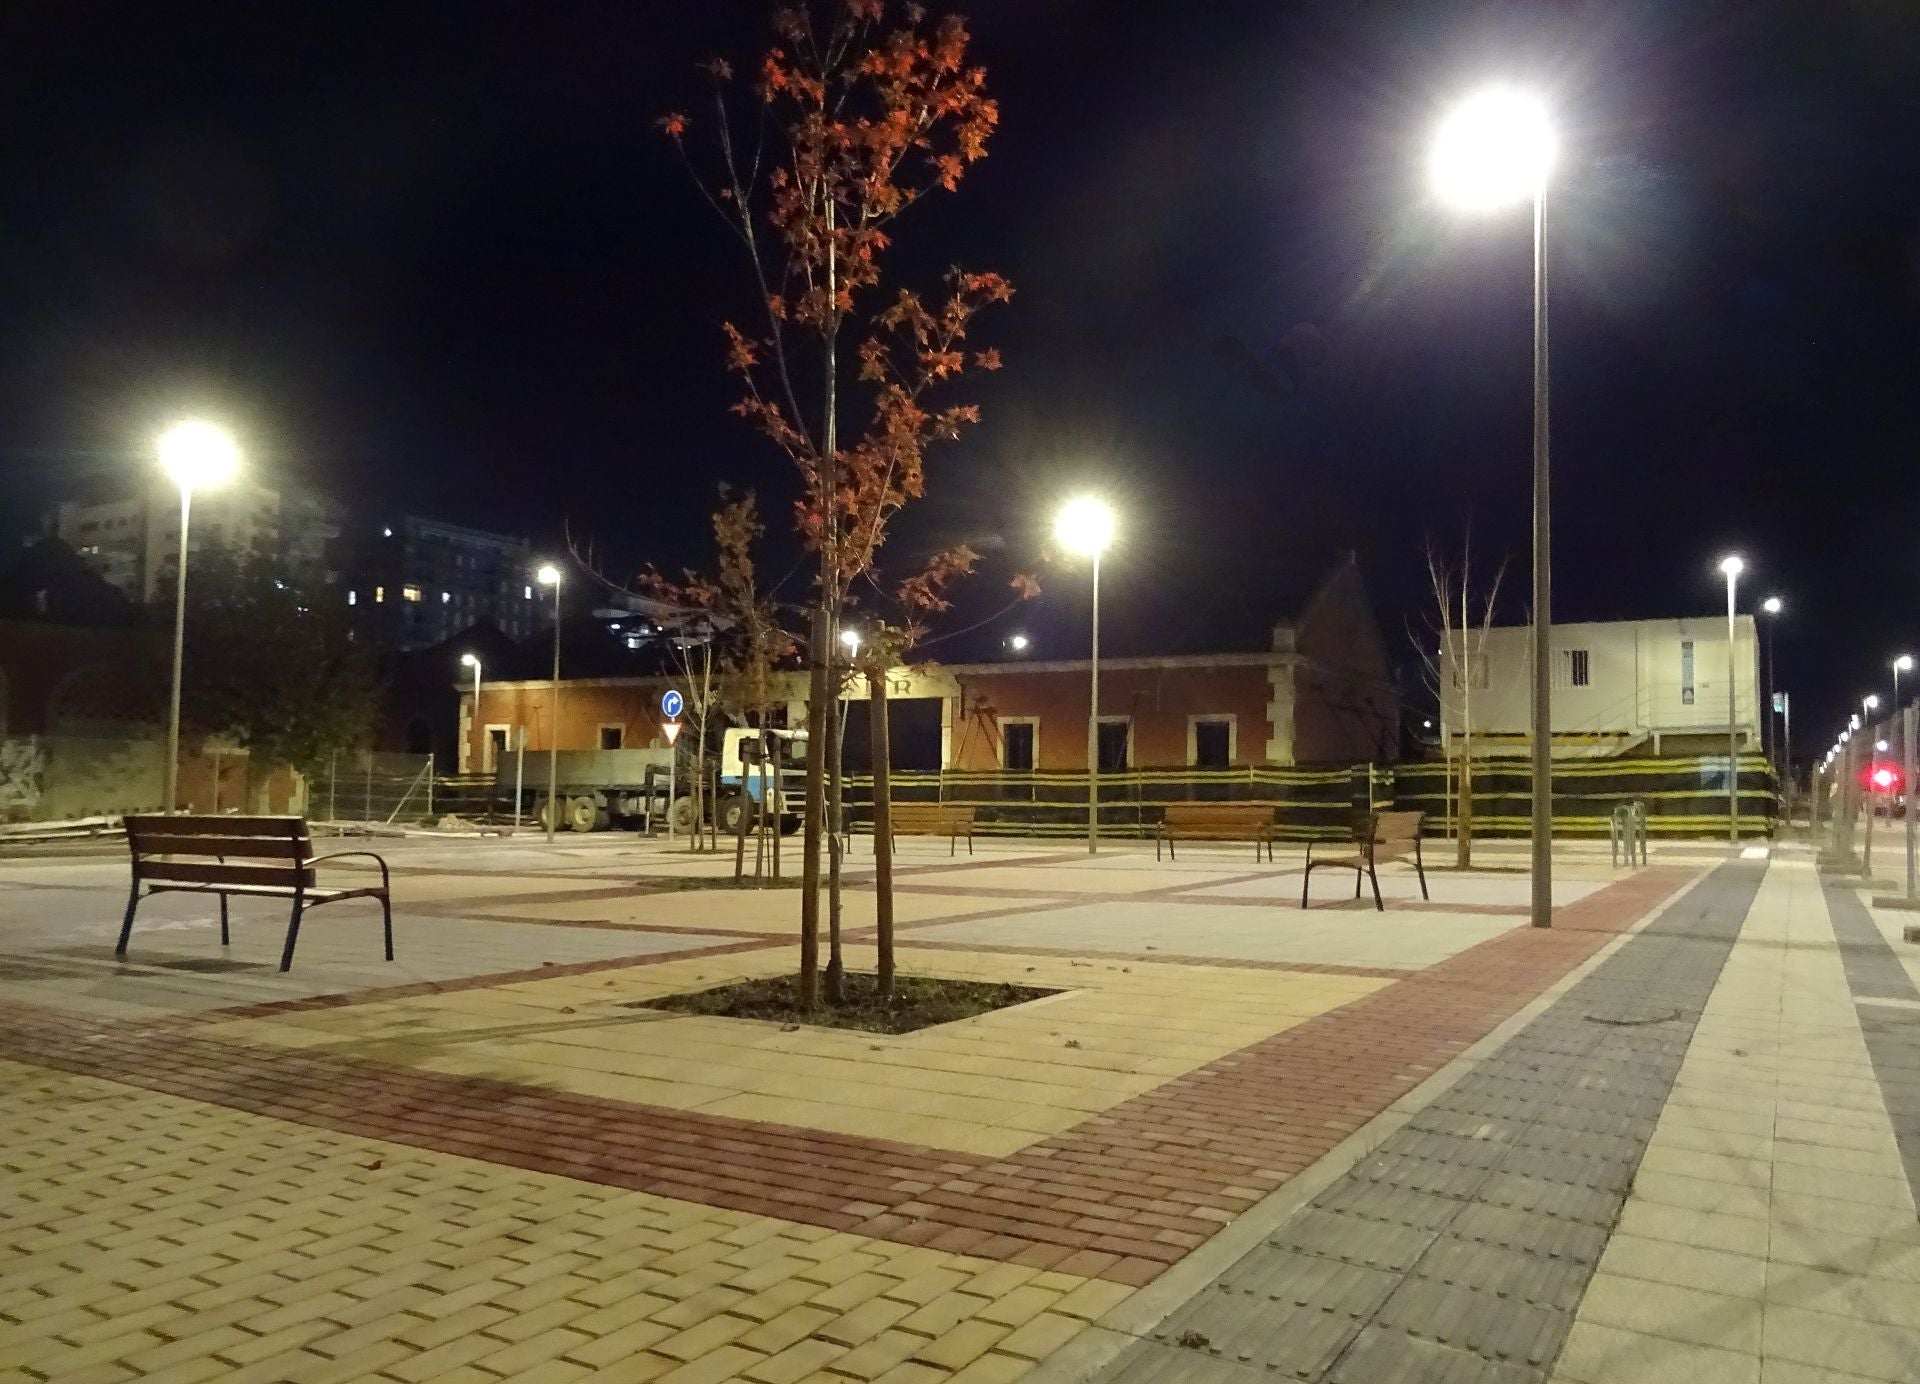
662,721,682,745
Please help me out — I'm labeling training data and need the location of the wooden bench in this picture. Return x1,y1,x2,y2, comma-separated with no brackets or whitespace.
881,803,976,856
117,815,393,973
1156,803,1278,862
1302,810,1428,911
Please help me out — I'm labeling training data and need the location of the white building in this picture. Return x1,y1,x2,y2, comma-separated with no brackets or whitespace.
1441,615,1761,759
46,482,339,604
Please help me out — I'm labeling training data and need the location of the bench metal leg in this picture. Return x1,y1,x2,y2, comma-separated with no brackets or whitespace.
1300,846,1313,908
1414,842,1429,901
279,899,306,973
950,832,956,857
1354,868,1363,899
1367,860,1384,912
218,894,230,946
966,833,973,856
381,894,394,961
116,883,141,957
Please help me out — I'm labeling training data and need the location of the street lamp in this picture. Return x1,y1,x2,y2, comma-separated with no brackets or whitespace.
1863,693,1884,869
1432,85,1557,927
1008,633,1030,653
537,563,563,841
1718,556,1744,844
156,420,240,814
1899,655,1918,899
1055,496,1117,854
1760,596,1783,774
460,653,482,774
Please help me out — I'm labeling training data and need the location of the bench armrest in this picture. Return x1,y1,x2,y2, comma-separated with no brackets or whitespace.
304,850,391,892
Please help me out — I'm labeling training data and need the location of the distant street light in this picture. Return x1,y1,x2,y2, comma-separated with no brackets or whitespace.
839,628,861,654
1008,633,1030,653
1055,496,1117,855
1718,557,1745,844
1432,85,1557,927
156,420,241,814
460,653,482,774
1760,596,1783,777
1899,655,1919,900
1864,692,1884,870
537,563,563,841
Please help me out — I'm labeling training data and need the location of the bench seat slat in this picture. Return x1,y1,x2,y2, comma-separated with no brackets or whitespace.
147,881,376,902
140,860,315,888
125,814,307,839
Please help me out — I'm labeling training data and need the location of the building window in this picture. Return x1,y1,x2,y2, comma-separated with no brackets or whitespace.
1555,648,1591,689
1095,718,1131,773
1190,716,1235,769
1680,640,1695,706
374,586,385,603
999,718,1037,772
486,726,509,774
524,585,534,600
441,591,451,604
598,725,624,750
403,585,422,602
1450,653,1489,690
346,590,357,606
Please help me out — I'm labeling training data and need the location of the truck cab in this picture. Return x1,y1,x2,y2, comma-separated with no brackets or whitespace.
715,727,807,834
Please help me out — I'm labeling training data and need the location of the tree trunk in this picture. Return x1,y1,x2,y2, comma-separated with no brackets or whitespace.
870,670,895,997
1456,752,1474,868
798,608,827,1005
825,682,846,1004
733,758,751,882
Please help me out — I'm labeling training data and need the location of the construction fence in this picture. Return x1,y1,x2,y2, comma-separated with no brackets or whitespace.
841,752,1779,842
309,751,436,826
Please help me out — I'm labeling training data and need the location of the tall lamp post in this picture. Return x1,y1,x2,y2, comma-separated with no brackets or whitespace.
1760,595,1782,772
156,420,240,814
1863,694,1882,872
1054,497,1116,855
1718,556,1744,845
1898,655,1917,900
460,653,482,774
1431,85,1557,927
537,563,563,841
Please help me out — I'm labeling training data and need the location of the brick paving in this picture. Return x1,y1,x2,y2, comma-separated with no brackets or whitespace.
0,836,1727,1383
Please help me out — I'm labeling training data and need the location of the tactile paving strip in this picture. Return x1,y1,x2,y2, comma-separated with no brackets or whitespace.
1093,860,1764,1384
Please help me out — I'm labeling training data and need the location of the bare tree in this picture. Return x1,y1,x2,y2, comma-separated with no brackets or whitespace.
1414,535,1506,868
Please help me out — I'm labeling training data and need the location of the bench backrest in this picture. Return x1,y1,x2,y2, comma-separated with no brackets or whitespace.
1162,803,1273,825
1366,810,1424,859
891,803,973,827
125,815,316,889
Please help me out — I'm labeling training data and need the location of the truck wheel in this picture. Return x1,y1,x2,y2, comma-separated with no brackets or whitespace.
565,796,600,832
718,792,756,836
668,796,697,833
535,797,560,832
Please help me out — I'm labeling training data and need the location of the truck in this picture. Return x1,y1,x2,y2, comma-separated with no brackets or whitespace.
495,728,807,835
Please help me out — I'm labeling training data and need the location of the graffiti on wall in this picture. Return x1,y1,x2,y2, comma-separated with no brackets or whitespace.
0,736,47,811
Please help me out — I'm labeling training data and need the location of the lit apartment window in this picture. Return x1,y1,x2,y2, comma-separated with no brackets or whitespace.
441,591,451,604
524,585,534,600
347,590,357,606
403,585,422,602
374,586,385,603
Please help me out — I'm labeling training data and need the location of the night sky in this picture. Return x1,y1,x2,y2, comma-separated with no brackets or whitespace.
3,1,1919,757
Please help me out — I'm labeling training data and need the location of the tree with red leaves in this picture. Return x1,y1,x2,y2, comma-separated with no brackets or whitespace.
664,0,1009,1006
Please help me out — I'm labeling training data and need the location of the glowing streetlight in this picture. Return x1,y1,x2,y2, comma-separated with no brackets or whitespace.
537,564,563,841
1008,633,1030,653
1055,496,1117,854
1718,556,1744,844
1898,655,1919,899
839,628,862,654
1432,85,1557,926
156,419,241,813
1758,595,1785,796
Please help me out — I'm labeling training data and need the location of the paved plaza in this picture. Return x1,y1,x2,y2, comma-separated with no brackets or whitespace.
3,831,1919,1382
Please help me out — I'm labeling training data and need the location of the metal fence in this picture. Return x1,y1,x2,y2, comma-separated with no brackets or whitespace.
310,751,435,825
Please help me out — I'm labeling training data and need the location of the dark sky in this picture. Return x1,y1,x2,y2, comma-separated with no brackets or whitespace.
3,1,1919,756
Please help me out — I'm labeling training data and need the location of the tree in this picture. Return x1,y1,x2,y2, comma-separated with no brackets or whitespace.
180,550,381,802
665,0,1009,1005
1414,537,1506,868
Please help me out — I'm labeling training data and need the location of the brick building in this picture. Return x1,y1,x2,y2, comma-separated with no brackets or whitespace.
463,555,1398,775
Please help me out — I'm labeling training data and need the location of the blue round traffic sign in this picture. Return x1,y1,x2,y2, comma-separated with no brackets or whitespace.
661,689,684,719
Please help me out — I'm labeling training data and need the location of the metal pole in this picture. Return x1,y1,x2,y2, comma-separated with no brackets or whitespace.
163,485,192,814
1761,618,1775,770
1864,701,1877,874
328,750,337,822
427,752,435,820
1782,692,1792,821
547,581,561,843
471,663,481,774
1528,186,1553,926
1905,701,1916,901
1087,549,1101,855
667,744,677,842
513,726,525,828
1726,569,1739,845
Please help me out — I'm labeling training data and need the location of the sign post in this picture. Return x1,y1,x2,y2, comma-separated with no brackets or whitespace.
661,691,684,840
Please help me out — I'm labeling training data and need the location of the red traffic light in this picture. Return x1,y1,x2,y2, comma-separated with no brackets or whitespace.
1867,763,1903,794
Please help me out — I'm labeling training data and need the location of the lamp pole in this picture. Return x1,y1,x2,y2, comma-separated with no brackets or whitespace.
1864,696,1881,873
461,654,482,774
1430,86,1557,927
537,564,563,841
1719,557,1744,845
1053,497,1116,856
156,420,240,815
